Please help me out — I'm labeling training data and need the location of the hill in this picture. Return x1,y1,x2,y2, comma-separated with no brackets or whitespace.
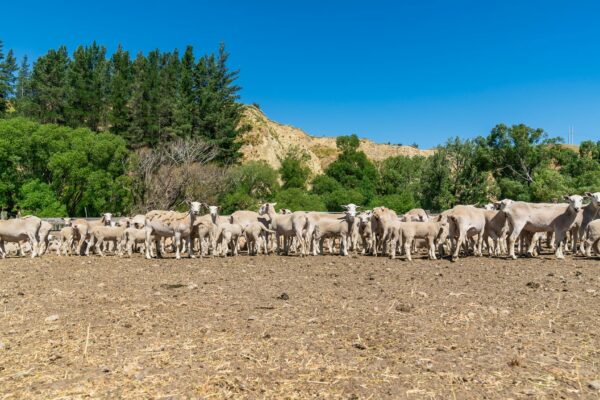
238,106,434,175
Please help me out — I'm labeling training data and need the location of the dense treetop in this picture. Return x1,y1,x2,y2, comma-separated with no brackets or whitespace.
0,40,246,163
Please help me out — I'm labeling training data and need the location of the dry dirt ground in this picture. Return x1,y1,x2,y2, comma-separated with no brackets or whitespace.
1,253,599,399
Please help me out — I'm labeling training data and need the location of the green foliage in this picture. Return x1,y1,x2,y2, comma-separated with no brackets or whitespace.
30,46,70,124
497,178,531,201
419,150,455,211
368,193,418,213
336,134,360,153
17,179,67,217
377,155,425,196
219,161,279,213
67,41,108,131
107,45,132,136
0,41,17,115
14,56,33,116
273,188,326,211
2,40,244,162
279,147,311,189
530,167,574,202
0,117,130,216
321,188,365,212
325,135,378,202
311,175,342,195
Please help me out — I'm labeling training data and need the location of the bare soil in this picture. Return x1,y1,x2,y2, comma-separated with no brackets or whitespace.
1,253,599,399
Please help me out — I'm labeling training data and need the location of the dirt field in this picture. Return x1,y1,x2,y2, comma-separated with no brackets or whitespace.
1,253,599,399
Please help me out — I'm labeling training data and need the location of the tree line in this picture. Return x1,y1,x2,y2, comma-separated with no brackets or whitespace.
0,39,246,162
2,112,600,217
2,39,600,217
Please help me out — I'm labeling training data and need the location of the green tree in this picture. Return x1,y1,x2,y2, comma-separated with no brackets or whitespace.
279,147,311,189
67,42,108,131
30,46,70,124
0,41,18,114
174,45,195,137
219,161,279,213
156,50,180,141
481,123,560,189
17,179,67,217
336,133,360,153
195,44,247,162
14,55,33,116
368,193,418,213
321,188,365,211
420,149,455,211
420,138,499,210
0,117,131,216
127,52,160,146
323,134,379,203
107,45,132,136
273,188,326,211
529,167,574,202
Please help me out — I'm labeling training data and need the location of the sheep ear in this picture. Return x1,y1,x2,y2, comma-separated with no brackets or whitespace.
356,205,361,209
563,195,570,201
585,192,593,197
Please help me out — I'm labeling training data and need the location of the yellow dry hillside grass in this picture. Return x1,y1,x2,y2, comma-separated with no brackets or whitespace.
238,105,434,175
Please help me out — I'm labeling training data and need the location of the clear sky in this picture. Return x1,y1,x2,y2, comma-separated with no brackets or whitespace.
2,0,600,148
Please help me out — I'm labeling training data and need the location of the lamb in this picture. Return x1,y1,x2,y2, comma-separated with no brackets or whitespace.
356,211,374,255
89,224,126,256
583,219,600,257
71,213,113,255
37,221,53,255
370,206,399,256
402,208,429,222
244,221,275,255
216,222,244,256
312,210,356,256
392,219,449,261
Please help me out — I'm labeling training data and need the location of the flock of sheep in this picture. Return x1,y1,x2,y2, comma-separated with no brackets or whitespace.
1,192,600,261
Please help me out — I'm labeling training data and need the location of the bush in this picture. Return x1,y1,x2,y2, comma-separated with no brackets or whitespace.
219,161,280,213
273,188,326,211
311,175,342,195
530,168,574,202
368,193,418,214
321,188,365,211
498,178,531,201
279,147,311,189
0,117,130,216
17,179,67,217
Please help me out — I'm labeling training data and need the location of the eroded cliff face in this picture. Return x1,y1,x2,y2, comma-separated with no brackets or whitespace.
238,106,434,175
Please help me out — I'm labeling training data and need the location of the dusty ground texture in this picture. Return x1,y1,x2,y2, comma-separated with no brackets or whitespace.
0,253,599,399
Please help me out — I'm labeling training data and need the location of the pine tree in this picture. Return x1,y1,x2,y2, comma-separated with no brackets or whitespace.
128,51,161,146
157,50,180,141
174,45,195,137
107,45,132,136
195,44,246,162
67,41,108,131
0,41,18,115
127,52,148,146
30,46,70,124
14,55,33,115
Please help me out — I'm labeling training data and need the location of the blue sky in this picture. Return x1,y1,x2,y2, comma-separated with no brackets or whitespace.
2,0,600,148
